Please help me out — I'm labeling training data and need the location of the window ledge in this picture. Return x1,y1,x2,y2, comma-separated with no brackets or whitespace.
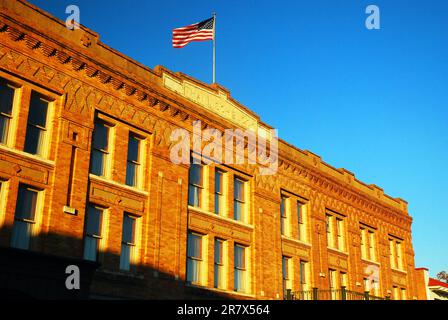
391,268,407,274
327,246,349,256
89,174,149,196
188,205,254,230
281,235,311,247
0,144,54,167
361,258,380,266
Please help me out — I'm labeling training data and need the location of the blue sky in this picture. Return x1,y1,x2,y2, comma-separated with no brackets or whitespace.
28,0,447,276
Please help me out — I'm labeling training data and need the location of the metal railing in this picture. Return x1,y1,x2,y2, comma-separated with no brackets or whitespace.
286,287,386,300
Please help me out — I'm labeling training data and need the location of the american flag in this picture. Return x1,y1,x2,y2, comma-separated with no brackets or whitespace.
172,17,215,48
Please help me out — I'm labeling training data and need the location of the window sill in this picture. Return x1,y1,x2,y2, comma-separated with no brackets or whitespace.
361,258,380,266
0,144,54,167
327,246,349,256
89,174,149,196
281,235,311,247
188,205,254,230
391,267,407,274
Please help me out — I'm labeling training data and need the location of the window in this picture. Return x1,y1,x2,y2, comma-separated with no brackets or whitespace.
393,286,400,300
90,121,110,177
329,269,337,299
214,170,224,215
188,162,203,208
24,92,49,156
299,260,307,291
125,133,141,187
395,241,402,269
282,256,291,295
401,288,407,300
389,237,404,270
326,214,332,247
340,272,347,288
120,214,137,271
11,184,39,250
336,218,344,251
83,205,103,261
214,238,225,289
234,244,247,293
326,213,345,251
186,232,203,285
233,178,246,222
0,78,16,145
297,201,307,242
368,230,376,261
363,278,369,292
280,196,288,236
360,226,377,261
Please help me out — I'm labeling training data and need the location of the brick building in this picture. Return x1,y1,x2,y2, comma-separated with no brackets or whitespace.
0,0,419,300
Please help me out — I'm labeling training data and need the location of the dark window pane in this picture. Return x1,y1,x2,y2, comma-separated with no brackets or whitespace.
120,244,131,271
215,171,222,194
92,122,109,150
187,233,202,259
234,179,244,201
188,185,200,207
234,201,243,221
86,206,102,236
28,92,48,128
126,162,137,186
83,236,98,261
234,245,245,269
127,134,139,162
189,164,202,186
122,214,135,244
214,240,222,264
214,193,220,214
11,220,31,250
15,185,38,221
0,116,10,144
0,80,14,115
280,197,286,217
24,125,44,155
283,257,290,280
297,202,302,223
90,149,105,176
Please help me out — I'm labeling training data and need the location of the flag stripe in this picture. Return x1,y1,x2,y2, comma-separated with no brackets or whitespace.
172,17,214,48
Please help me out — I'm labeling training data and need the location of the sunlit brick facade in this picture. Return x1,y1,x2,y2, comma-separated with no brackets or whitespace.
0,0,419,300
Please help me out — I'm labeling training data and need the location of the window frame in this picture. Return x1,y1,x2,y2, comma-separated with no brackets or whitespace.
0,78,18,146
83,204,104,262
233,177,247,222
188,160,204,208
120,213,138,272
214,169,225,215
186,231,204,285
125,132,143,188
214,238,225,289
280,196,288,236
90,120,113,178
234,243,248,293
23,91,52,157
10,184,41,250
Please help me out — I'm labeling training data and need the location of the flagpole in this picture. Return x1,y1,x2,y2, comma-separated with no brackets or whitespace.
212,12,216,84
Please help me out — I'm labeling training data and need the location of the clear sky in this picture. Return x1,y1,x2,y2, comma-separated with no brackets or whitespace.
28,0,447,277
